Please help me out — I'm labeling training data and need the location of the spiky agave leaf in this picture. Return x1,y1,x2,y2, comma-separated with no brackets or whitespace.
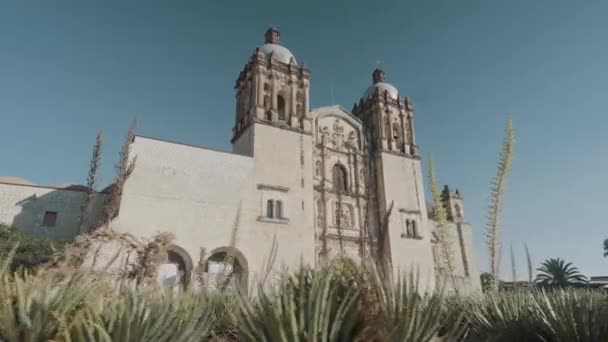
465,290,544,341
72,286,215,342
0,269,98,342
524,243,533,285
536,289,608,342
485,117,514,289
233,264,362,342
367,267,466,342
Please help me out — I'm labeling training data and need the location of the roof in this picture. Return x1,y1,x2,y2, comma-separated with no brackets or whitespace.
0,176,35,186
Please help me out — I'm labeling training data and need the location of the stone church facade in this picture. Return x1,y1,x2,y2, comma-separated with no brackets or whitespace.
0,28,480,293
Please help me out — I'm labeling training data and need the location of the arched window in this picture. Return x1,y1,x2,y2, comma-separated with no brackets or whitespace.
275,200,283,219
454,204,462,218
393,122,400,140
277,95,286,120
332,164,348,193
266,200,274,218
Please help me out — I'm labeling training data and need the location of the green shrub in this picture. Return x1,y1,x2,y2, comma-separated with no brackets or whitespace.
0,224,64,272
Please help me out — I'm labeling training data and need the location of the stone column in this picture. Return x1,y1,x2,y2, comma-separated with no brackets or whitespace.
256,71,266,119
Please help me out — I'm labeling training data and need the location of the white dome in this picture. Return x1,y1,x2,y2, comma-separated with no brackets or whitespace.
258,43,297,65
363,82,399,100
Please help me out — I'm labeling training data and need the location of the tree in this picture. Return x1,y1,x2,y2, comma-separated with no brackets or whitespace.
603,238,608,257
485,117,514,290
535,258,587,288
79,130,103,233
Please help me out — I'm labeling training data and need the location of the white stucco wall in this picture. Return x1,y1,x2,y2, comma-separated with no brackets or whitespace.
114,133,316,287
378,154,437,292
0,182,104,240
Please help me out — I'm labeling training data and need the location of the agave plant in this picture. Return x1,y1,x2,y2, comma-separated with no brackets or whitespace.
535,258,587,288
70,287,215,342
0,265,98,341
536,289,608,342
233,263,362,342
465,290,545,341
366,268,466,342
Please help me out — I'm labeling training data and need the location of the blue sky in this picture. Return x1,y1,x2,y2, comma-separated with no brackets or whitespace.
1,1,607,279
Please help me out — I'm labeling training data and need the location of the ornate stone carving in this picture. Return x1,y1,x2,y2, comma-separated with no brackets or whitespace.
331,119,345,150
335,203,353,229
345,131,357,150
319,126,330,144
316,200,324,228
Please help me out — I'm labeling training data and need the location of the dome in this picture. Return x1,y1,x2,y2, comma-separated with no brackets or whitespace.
363,82,399,100
258,43,297,65
362,68,400,100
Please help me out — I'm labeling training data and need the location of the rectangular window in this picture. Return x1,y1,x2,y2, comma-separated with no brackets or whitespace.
42,211,57,227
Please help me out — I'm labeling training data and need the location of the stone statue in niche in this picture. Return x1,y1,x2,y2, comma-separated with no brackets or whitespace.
335,203,353,229
345,131,357,150
331,119,345,150
359,168,367,185
317,200,325,228
314,160,322,177
341,206,352,229
319,126,330,145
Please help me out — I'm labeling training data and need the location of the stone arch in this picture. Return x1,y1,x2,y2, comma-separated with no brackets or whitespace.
332,163,349,193
277,92,287,120
166,245,193,288
204,246,249,292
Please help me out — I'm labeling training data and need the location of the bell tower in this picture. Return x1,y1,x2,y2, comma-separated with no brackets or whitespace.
352,68,418,157
353,68,435,291
232,28,311,156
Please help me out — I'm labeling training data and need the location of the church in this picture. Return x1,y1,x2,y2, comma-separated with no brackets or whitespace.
0,28,480,293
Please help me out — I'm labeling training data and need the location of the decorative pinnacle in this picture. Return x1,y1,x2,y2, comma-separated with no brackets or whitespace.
265,27,280,44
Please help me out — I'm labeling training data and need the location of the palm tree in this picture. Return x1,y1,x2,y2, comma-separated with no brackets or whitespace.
535,258,587,288
603,238,608,257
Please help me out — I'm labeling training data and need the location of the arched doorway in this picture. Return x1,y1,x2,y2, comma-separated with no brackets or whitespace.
165,245,193,289
204,247,248,292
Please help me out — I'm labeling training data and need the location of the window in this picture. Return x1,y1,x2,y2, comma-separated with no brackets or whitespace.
393,122,400,140
411,220,418,238
266,200,274,218
275,200,283,219
332,164,348,193
277,95,286,120
42,211,57,227
454,204,462,218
